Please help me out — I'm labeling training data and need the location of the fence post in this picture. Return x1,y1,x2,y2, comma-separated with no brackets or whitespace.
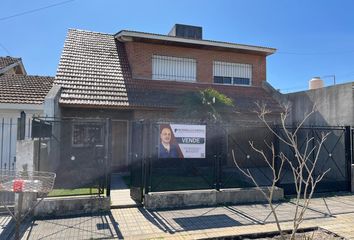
344,126,352,191
216,128,223,191
1,118,4,168
105,118,112,197
143,122,151,194
17,111,26,140
274,125,280,186
37,119,42,172
9,118,13,170
138,121,144,201
147,122,153,194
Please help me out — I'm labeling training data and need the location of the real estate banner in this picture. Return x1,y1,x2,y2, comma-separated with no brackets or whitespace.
158,124,206,159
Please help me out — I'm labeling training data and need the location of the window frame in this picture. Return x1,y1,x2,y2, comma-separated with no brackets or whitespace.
72,123,104,148
152,55,197,82
213,61,252,86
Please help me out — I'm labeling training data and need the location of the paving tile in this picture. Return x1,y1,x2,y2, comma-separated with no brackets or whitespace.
1,194,352,239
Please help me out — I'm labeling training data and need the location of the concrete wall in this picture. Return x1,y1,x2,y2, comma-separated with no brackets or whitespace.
44,85,61,119
283,82,354,126
144,187,284,209
124,41,267,86
0,109,43,169
34,196,110,217
16,140,42,214
16,140,38,172
43,85,62,173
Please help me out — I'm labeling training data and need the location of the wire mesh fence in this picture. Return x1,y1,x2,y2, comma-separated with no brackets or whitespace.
0,169,56,194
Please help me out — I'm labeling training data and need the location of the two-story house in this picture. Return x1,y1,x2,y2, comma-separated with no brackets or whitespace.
54,24,282,172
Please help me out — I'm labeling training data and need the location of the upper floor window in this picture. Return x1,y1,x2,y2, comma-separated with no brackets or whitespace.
213,61,252,86
152,55,196,81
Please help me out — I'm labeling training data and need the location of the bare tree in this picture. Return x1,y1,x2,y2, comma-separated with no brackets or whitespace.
233,103,330,240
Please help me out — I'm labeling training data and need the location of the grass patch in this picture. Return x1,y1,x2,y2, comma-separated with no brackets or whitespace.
151,174,214,191
48,188,104,197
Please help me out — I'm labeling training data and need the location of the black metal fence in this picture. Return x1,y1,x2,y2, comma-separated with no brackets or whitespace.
33,118,111,198
5,116,351,202
0,117,18,171
352,128,354,164
276,126,351,194
0,115,32,206
130,121,353,202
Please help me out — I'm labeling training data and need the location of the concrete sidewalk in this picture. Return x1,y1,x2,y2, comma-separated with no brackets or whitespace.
110,173,139,208
5,193,354,239
111,194,354,239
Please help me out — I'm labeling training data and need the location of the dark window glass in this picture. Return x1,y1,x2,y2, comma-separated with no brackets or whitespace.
214,76,224,84
223,77,232,84
214,76,250,85
233,77,250,85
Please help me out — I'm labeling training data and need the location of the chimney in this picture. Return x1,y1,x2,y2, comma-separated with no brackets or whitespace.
309,77,324,90
168,24,202,40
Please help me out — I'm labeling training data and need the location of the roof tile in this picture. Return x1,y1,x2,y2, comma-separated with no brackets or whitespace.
55,29,131,107
0,56,21,70
0,75,54,104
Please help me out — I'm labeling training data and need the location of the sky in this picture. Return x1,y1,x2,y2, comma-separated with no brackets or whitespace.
1,0,354,93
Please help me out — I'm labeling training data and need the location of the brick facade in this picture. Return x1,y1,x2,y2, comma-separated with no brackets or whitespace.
124,41,267,86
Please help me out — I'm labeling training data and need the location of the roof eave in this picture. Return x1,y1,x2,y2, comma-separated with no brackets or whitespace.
59,102,176,111
115,30,276,56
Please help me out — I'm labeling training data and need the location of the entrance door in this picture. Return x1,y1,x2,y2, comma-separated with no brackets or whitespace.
111,120,128,172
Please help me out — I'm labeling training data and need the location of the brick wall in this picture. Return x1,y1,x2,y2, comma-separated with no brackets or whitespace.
124,41,267,86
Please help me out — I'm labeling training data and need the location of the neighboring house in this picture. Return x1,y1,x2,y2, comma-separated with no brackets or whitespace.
0,56,26,76
0,73,54,169
54,24,283,171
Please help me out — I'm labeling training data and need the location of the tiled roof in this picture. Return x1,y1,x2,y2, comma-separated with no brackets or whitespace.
0,75,54,104
0,56,21,70
55,29,131,107
129,79,283,113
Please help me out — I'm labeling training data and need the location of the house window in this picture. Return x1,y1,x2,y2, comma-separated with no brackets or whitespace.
213,61,252,86
72,123,103,147
152,55,196,81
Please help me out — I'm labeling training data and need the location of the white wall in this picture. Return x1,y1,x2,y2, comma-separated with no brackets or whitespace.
0,107,43,170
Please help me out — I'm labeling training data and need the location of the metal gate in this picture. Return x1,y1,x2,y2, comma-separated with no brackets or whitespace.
276,126,351,194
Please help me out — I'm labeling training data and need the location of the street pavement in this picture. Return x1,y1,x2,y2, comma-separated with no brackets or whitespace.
1,193,354,239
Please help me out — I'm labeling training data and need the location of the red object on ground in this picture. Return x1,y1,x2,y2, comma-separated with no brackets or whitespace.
13,179,24,192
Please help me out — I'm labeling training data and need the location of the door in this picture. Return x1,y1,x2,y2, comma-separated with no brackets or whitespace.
111,120,128,172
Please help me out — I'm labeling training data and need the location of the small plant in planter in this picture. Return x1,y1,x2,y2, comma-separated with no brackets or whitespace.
176,87,235,124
